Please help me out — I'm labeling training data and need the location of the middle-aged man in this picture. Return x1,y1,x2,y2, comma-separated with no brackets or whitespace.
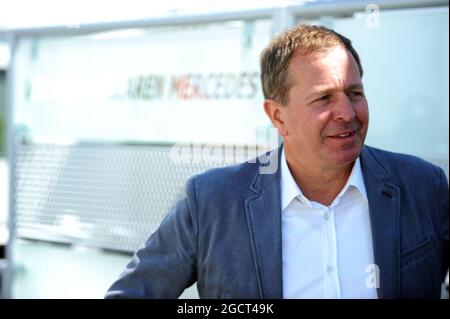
106,24,449,299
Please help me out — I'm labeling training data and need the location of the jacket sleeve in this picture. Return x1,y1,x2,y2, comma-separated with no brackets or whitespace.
438,167,449,282
105,178,199,298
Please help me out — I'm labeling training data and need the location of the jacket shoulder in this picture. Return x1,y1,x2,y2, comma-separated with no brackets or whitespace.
363,145,444,180
186,159,259,196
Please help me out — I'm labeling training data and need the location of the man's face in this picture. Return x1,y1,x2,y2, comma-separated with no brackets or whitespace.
276,46,369,171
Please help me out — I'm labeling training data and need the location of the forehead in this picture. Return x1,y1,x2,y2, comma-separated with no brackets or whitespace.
287,46,361,91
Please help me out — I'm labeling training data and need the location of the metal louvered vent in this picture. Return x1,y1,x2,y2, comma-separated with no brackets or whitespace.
14,142,256,252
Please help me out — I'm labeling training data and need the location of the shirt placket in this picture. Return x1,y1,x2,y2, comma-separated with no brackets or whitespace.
323,206,341,298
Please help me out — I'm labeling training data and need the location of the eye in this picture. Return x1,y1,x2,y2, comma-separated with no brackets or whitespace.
347,90,364,98
310,94,332,107
316,94,331,102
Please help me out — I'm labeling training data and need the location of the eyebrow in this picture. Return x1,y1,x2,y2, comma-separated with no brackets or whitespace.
306,83,364,102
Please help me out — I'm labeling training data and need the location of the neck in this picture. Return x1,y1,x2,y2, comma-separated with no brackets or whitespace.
284,148,354,206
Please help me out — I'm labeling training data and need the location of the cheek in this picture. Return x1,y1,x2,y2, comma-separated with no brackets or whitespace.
317,110,333,134
355,102,369,124
318,110,332,122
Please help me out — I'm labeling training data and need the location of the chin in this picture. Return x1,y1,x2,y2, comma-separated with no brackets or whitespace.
331,147,362,166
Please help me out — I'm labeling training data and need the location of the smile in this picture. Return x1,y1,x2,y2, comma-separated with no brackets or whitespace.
330,130,356,138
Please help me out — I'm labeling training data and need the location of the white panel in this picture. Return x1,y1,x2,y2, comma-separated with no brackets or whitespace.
12,21,272,145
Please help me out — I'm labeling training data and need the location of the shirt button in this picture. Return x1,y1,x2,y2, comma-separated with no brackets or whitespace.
327,266,333,273
324,212,330,220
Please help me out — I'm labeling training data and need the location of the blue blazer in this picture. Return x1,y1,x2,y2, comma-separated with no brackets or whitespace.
106,145,449,299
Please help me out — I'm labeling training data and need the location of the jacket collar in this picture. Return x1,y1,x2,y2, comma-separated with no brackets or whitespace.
360,146,400,299
245,146,284,298
249,146,283,194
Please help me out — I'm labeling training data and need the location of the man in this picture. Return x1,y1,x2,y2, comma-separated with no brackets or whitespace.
106,25,449,299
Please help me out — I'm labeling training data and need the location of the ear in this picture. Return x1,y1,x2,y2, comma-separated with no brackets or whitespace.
264,99,288,136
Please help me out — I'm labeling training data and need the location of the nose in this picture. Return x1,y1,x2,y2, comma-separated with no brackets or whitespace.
332,94,355,122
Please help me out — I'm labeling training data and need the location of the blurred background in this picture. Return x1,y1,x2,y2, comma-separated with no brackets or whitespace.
0,0,448,299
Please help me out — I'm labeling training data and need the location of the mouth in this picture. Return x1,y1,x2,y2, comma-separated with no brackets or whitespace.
327,130,357,140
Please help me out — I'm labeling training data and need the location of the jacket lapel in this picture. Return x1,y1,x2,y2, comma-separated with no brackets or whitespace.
360,146,400,299
245,147,283,299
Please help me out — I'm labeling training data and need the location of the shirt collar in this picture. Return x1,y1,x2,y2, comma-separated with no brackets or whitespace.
280,148,302,211
350,156,367,197
280,148,367,211
334,156,368,205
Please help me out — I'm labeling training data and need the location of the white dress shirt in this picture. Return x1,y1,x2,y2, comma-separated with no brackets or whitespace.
281,149,378,299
